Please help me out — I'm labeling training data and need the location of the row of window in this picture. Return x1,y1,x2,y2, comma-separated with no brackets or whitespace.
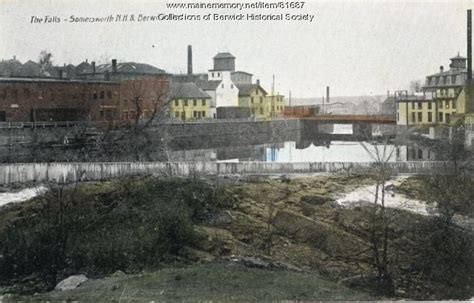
404,111,456,123
173,99,207,106
0,88,115,101
399,100,457,111
427,74,460,86
174,110,207,119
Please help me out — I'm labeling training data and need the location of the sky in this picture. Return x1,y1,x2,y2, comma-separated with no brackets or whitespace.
0,0,472,97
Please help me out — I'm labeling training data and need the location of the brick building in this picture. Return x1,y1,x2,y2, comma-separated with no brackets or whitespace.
0,75,170,123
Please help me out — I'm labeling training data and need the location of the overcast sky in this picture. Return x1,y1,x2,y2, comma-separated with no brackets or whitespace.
0,0,472,97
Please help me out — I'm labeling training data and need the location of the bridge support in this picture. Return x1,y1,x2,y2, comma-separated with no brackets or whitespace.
352,123,372,140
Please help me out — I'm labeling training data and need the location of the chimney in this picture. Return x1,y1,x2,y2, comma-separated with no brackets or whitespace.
187,45,193,75
256,79,260,86
468,9,472,82
326,86,330,103
387,90,390,98
13,55,16,61
440,65,444,73
91,61,96,75
58,69,63,80
112,59,117,73
105,70,110,81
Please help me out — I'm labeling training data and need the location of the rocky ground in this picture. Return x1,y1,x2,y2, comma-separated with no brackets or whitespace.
1,173,472,301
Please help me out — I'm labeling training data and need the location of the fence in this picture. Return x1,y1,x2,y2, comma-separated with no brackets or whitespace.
0,161,459,184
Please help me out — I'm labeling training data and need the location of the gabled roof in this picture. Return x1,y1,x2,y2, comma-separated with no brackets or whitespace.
75,61,93,74
197,80,222,91
169,82,211,99
213,52,235,59
236,83,267,97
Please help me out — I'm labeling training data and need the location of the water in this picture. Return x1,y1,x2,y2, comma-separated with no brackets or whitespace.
0,186,48,208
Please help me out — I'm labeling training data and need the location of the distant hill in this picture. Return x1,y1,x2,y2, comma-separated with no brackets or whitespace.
287,95,385,106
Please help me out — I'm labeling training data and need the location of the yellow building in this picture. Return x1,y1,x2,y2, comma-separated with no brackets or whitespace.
396,54,469,126
168,82,211,121
236,83,269,118
265,94,285,117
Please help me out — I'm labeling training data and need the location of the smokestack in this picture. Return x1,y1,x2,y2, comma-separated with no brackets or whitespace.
187,45,193,75
58,69,63,80
91,61,96,75
440,66,444,73
112,59,117,73
326,86,330,103
256,79,260,86
387,90,390,98
468,9,472,82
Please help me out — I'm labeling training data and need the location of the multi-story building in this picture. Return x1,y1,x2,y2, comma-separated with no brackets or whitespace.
264,93,285,117
396,54,469,126
236,81,267,118
0,77,121,122
168,82,211,121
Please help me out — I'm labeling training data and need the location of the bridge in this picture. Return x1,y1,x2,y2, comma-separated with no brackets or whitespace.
302,115,396,125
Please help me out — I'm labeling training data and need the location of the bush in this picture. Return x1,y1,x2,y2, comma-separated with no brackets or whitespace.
0,177,219,291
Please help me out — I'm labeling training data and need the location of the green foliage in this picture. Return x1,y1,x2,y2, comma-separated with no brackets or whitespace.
0,177,220,290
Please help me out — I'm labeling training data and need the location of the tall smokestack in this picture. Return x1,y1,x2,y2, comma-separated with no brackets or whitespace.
468,9,472,82
91,61,96,75
326,86,330,103
187,45,193,75
112,59,117,73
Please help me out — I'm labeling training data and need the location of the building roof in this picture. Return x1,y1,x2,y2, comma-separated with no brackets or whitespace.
236,83,267,96
94,62,166,74
232,71,253,76
213,52,235,59
75,61,93,74
169,82,211,99
197,80,222,91
0,77,119,85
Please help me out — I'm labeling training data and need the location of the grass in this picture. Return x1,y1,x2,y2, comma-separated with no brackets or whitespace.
10,263,374,302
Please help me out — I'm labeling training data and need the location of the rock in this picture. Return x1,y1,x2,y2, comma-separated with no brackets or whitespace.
240,257,270,268
54,274,88,291
300,195,333,205
208,210,233,225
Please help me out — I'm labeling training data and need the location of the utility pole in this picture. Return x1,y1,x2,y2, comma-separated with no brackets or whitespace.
271,74,275,119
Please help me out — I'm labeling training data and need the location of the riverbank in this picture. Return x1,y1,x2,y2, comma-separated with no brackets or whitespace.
0,173,472,300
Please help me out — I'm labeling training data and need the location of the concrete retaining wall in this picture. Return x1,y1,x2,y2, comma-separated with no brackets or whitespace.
0,161,457,184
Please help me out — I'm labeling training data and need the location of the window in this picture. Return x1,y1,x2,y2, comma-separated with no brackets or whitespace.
452,100,456,109
439,113,443,122
107,91,112,99
260,97,263,103
251,97,254,104
411,112,415,122
445,113,451,123
446,101,450,109
418,149,423,159
193,99,197,106
417,102,422,109
174,99,179,106
212,72,214,77
260,108,264,115
411,102,415,110
201,111,205,117
217,72,220,77
418,112,422,122
123,111,128,119
428,102,432,110
184,100,188,106
100,91,105,99
93,92,98,100
202,99,206,106
193,111,197,118
428,112,432,122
